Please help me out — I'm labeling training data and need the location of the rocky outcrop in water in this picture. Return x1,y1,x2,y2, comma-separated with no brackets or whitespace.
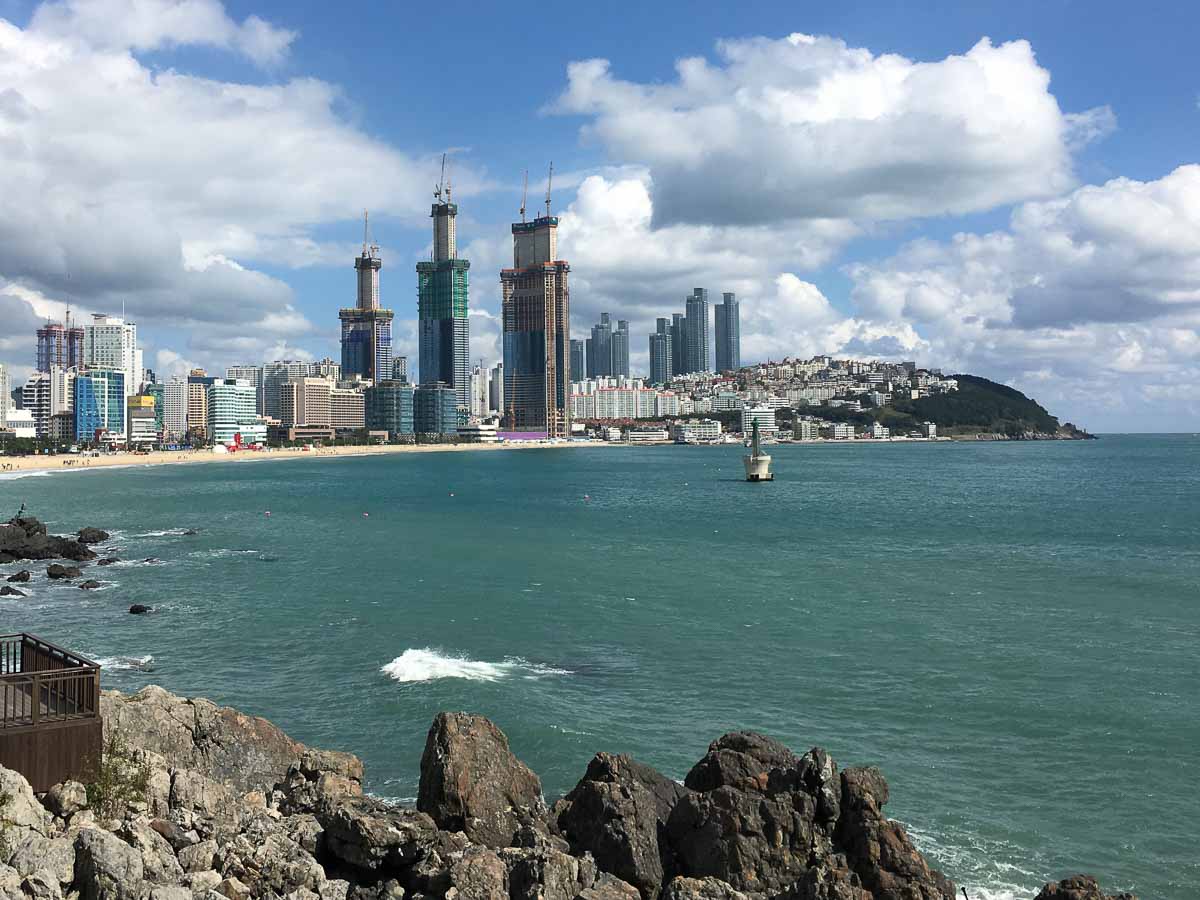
0,517,96,564
77,528,110,545
0,687,1136,900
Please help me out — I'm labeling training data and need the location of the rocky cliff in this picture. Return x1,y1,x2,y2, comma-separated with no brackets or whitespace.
0,687,1134,900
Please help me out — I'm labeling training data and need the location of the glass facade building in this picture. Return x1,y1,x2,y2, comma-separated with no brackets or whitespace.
365,380,415,437
74,369,125,443
413,382,459,435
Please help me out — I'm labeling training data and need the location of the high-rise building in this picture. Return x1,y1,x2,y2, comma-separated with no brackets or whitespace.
311,357,341,382
0,364,8,429
365,380,414,437
207,379,264,446
392,356,409,383
469,364,491,418
414,382,458,434
417,185,470,413
163,377,188,441
83,314,143,397
612,319,630,378
74,369,125,443
339,216,393,382
684,288,710,374
670,313,685,378
22,368,76,437
262,361,311,420
36,314,84,372
714,292,740,373
226,365,265,416
187,370,214,443
279,377,332,428
330,387,365,431
649,327,673,386
500,189,570,437
489,362,504,415
587,313,613,378
569,340,585,383
144,382,164,434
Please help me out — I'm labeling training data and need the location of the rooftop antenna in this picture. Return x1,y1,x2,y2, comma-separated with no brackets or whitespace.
435,153,446,202
445,156,452,202
544,161,554,218
520,170,528,223
361,210,378,259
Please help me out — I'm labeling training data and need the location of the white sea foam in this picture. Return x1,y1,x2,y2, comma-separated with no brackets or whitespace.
381,648,572,683
0,470,54,481
92,654,155,672
138,528,196,537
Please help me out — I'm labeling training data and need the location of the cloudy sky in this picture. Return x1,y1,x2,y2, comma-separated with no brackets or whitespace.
1,0,1198,431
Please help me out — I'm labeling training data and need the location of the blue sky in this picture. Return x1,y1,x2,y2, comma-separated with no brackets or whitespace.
1,0,1198,430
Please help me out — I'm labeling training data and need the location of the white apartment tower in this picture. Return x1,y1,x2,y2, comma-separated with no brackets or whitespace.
83,314,143,397
162,377,188,441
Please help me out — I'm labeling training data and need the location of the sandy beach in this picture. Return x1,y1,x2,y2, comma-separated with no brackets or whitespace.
0,439,609,475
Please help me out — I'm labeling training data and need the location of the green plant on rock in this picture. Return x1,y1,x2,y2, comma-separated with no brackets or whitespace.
0,786,13,861
84,727,151,820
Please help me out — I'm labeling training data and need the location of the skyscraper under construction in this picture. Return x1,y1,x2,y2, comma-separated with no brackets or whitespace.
339,213,393,383
500,169,570,437
417,164,470,414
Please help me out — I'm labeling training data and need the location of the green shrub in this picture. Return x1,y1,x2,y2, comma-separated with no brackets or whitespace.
84,728,151,820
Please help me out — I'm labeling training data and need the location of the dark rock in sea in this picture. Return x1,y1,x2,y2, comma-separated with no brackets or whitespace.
97,557,120,566
556,752,689,899
128,604,150,614
683,730,797,792
0,516,97,563
79,579,102,590
143,557,160,564
0,585,25,597
418,711,546,850
47,563,82,579
182,528,199,535
76,527,110,544
6,569,31,582
1035,875,1138,900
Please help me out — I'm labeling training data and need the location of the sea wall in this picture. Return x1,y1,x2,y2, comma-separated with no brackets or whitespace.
0,686,1134,900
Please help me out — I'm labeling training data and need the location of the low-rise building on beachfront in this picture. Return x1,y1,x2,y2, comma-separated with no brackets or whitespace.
670,419,722,443
457,421,499,443
126,394,158,447
831,422,855,440
740,405,778,438
626,427,669,442
924,421,938,438
870,422,891,440
794,420,820,441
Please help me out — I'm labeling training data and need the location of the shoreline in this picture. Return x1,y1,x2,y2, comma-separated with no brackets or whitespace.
0,439,612,475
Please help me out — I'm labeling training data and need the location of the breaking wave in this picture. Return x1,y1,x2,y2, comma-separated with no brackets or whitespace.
92,653,156,672
138,528,197,537
381,648,572,683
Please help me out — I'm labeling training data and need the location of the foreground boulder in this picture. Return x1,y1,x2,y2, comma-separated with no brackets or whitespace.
555,753,688,899
6,569,31,582
1034,875,1138,900
0,517,96,564
417,712,545,849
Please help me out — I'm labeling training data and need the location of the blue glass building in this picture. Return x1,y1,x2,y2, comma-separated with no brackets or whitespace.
74,369,126,443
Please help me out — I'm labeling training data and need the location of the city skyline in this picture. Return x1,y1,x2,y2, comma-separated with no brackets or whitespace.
0,1,1197,431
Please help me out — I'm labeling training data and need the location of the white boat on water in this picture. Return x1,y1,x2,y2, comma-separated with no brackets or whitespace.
743,421,774,482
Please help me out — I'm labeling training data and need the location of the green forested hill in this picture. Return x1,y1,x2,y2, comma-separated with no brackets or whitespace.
890,374,1063,435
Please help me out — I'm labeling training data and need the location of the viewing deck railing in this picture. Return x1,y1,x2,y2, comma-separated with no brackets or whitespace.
0,633,101,729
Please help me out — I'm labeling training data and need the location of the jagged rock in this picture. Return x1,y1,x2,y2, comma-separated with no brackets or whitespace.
4,570,29,582
834,767,953,900
276,750,364,815
6,834,75,884
178,839,218,873
100,686,309,794
78,580,102,590
73,828,145,900
185,870,223,894
20,870,62,900
119,818,186,885
149,888,192,900
666,782,824,894
683,732,797,793
0,586,24,597
217,876,252,900
0,865,20,898
772,858,871,900
661,876,749,900
97,558,120,566
317,795,444,874
578,873,644,900
1033,875,1137,900
129,604,151,614
169,769,242,838
0,765,50,843
43,781,88,818
445,845,508,900
417,712,545,849
499,845,598,900
556,753,687,899
149,818,198,852
282,814,324,856
77,528,110,544
46,564,81,580
215,818,326,896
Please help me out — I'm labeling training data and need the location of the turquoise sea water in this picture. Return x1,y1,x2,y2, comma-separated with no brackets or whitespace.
2,436,1197,900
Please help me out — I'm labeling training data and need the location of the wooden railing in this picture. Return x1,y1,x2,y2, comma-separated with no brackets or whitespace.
0,633,101,729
